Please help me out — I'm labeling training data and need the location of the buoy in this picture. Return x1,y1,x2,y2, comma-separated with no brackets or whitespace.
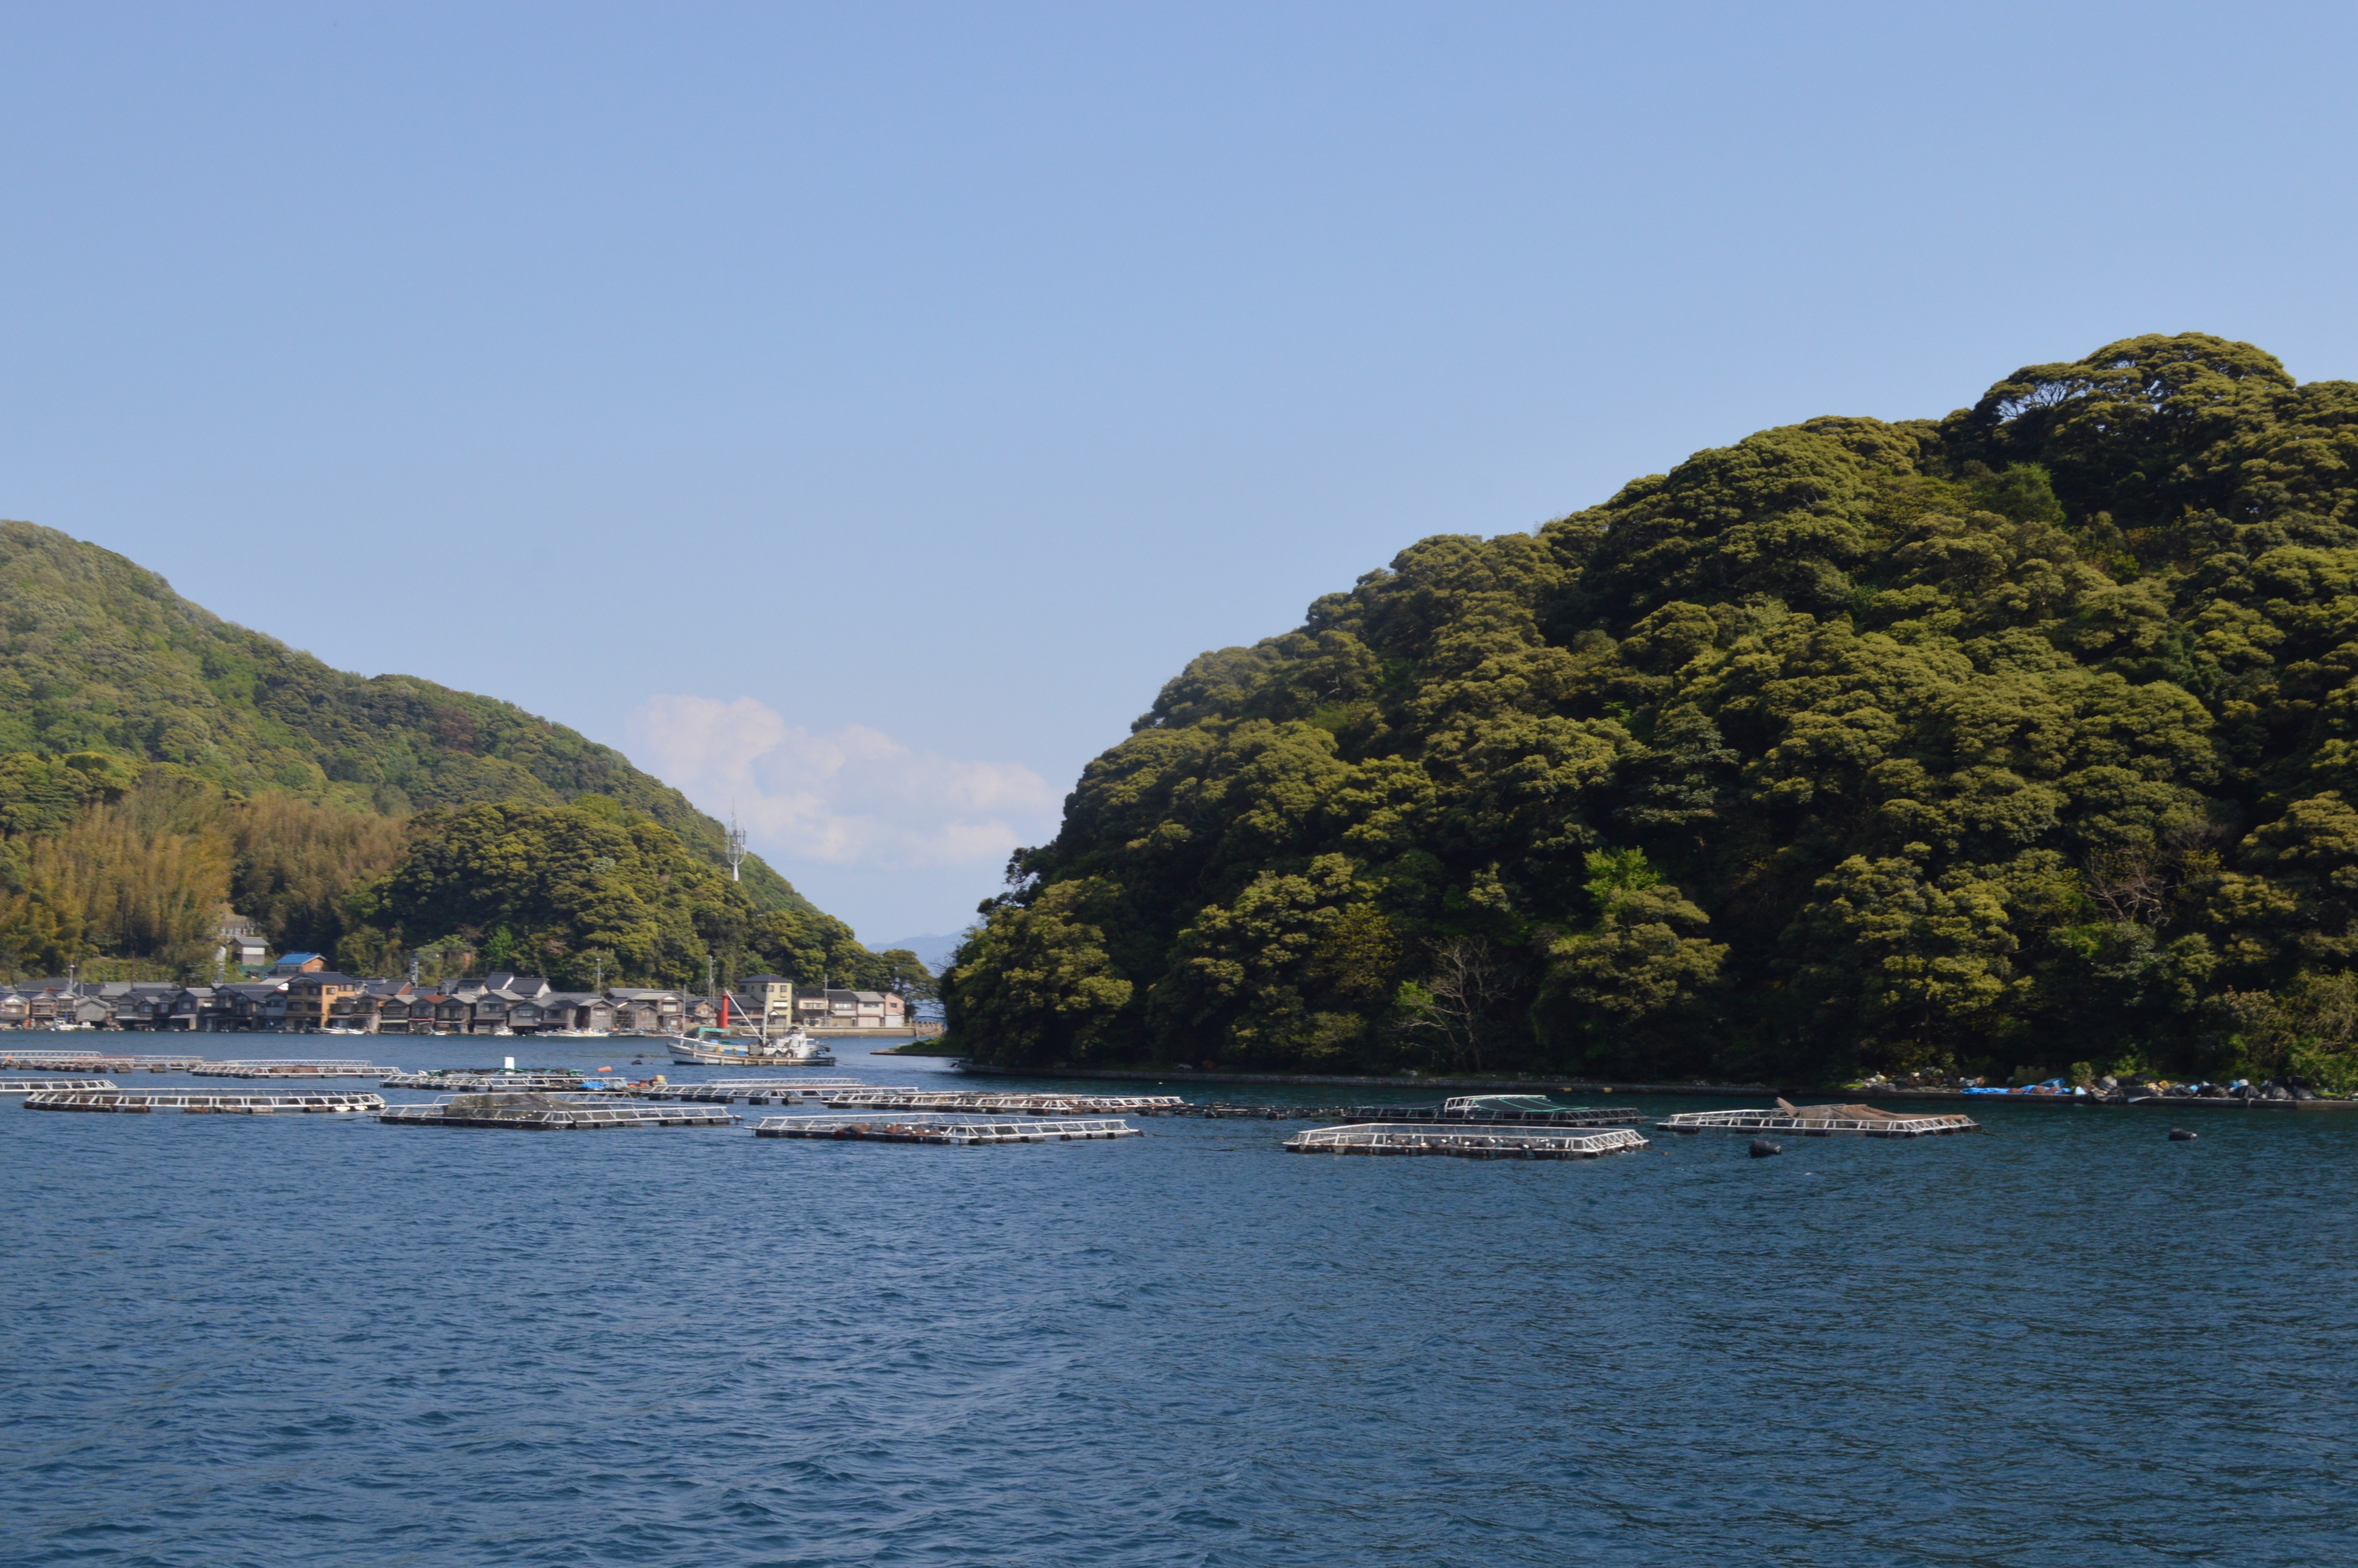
1749,1137,1782,1157
2168,1127,2198,1141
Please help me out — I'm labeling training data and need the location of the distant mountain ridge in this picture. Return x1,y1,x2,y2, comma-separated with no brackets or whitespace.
0,520,811,914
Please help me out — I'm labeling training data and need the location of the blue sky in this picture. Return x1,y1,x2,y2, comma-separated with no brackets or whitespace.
4,2,2355,942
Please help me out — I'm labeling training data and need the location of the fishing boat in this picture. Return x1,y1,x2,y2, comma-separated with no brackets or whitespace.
666,1027,835,1067
762,1030,834,1065
664,994,833,1065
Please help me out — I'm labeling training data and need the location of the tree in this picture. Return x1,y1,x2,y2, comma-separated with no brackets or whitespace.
1532,849,1725,1071
1791,851,2023,1063
1147,856,1386,1068
942,881,1135,1066
1398,936,1515,1072
875,948,938,1013
895,333,2358,1082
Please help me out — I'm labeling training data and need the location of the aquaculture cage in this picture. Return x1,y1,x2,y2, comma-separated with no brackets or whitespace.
1334,1096,1649,1127
0,1050,209,1071
639,1078,870,1104
380,1070,587,1091
1283,1123,1649,1160
818,1089,1184,1116
1653,1103,1977,1138
192,1060,391,1079
753,1113,1140,1145
25,1089,384,1114
0,1077,119,1094
378,1093,735,1130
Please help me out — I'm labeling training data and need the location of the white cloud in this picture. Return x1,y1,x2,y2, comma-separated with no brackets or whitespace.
626,695,1063,872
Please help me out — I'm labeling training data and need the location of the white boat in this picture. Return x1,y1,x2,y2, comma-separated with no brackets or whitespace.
767,1030,835,1066
666,1027,835,1067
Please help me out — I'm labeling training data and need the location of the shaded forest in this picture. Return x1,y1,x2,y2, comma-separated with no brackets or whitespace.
944,334,2358,1089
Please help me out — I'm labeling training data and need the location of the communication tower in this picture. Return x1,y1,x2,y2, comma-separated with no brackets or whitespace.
726,809,748,882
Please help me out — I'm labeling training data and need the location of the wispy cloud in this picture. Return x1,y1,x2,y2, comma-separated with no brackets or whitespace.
627,695,1063,872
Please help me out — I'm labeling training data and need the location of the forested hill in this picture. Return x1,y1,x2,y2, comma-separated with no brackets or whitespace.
0,520,805,912
944,334,2358,1090
0,521,909,991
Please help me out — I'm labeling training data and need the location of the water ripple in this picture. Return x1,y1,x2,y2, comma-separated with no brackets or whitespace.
3,1059,2354,1565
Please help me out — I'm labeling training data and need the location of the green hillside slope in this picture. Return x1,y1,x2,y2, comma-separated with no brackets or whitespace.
0,520,807,912
945,333,2358,1090
0,521,911,990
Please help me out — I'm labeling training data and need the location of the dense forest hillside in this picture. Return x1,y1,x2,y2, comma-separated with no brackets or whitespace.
945,334,2358,1089
0,522,898,989
0,521,804,910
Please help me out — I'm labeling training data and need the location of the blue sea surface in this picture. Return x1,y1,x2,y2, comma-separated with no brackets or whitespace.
2,1039,2353,1566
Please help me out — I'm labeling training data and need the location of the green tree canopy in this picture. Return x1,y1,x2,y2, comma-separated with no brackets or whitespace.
946,334,2358,1085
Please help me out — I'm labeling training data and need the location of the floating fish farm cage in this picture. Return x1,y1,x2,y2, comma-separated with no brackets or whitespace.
1654,1103,1978,1138
1340,1095,1647,1128
191,1059,391,1079
24,1090,385,1114
380,1071,609,1091
378,1093,736,1130
1283,1123,1650,1159
638,1078,870,1104
0,1050,209,1072
754,1113,1141,1145
817,1089,1185,1116
0,1077,119,1095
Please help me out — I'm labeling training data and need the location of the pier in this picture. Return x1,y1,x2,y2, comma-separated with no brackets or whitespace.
753,1113,1141,1145
1654,1103,1978,1138
817,1089,1184,1116
0,1077,119,1094
1284,1123,1649,1159
24,1089,385,1114
378,1093,736,1130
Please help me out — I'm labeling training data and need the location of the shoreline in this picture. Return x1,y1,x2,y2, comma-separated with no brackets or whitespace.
953,1062,1778,1095
950,1061,2358,1110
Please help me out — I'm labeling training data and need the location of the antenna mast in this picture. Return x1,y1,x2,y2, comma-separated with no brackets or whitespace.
725,808,748,882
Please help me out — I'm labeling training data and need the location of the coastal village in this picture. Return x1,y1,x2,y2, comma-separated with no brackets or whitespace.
0,911,913,1035
0,962,910,1035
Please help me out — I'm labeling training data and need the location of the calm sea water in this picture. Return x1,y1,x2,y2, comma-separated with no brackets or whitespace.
2,1038,2353,1566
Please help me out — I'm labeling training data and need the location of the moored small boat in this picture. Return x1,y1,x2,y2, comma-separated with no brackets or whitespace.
666,1026,835,1067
